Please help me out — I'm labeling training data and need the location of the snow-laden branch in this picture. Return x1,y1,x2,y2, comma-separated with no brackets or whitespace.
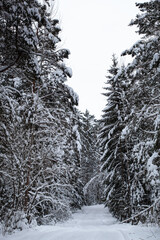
121,197,160,224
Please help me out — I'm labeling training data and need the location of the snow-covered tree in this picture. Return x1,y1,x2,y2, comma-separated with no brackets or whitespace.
0,0,83,232
99,56,133,220
122,0,160,210
99,0,160,223
78,110,101,205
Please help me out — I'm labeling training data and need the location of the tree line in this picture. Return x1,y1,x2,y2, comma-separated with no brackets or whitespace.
99,0,160,224
0,0,100,233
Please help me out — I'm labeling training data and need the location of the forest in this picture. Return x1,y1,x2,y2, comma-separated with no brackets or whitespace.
0,0,160,235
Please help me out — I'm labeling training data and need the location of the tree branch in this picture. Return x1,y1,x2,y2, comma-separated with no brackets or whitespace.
0,53,22,73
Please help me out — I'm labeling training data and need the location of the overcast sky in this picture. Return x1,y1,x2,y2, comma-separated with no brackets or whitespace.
55,0,147,119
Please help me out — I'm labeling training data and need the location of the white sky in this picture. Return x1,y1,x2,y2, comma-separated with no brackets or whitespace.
55,0,147,119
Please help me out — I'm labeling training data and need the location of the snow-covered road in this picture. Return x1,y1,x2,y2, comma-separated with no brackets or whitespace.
0,205,160,240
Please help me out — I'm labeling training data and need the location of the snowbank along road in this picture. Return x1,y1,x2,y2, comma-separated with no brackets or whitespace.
0,205,160,240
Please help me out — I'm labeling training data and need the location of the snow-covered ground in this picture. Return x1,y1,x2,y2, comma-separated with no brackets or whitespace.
0,205,160,240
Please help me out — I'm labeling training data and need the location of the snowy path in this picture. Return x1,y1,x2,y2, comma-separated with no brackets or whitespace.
0,205,160,240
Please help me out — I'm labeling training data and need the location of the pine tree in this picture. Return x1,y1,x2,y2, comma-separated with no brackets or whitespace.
99,56,133,220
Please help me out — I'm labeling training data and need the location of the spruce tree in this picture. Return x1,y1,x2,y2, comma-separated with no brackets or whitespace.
78,110,100,205
99,56,132,220
122,0,160,209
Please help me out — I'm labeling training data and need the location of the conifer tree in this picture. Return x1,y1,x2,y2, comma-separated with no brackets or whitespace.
122,0,160,208
0,0,83,232
99,56,132,220
78,110,100,205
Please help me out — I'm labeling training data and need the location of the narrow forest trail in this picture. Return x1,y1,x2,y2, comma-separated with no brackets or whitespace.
0,205,160,240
